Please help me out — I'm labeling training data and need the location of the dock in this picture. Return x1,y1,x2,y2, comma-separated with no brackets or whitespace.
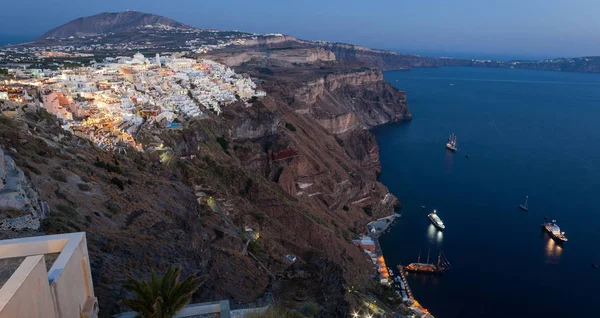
395,265,413,301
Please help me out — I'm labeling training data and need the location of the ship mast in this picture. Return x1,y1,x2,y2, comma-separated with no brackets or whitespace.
417,249,421,263
426,248,430,264
437,251,441,268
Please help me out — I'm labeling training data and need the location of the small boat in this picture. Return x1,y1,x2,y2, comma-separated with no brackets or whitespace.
428,209,445,230
421,205,426,210
542,220,568,243
449,83,454,86
519,196,529,211
465,154,470,158
446,133,457,151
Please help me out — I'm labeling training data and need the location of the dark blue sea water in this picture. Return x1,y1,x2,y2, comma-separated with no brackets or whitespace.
0,35,34,46
377,67,600,318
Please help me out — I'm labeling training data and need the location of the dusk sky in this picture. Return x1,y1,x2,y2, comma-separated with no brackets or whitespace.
2,0,599,59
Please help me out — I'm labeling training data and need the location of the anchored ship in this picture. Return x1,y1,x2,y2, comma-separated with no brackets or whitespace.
543,220,568,243
428,209,445,230
405,249,451,274
446,133,457,151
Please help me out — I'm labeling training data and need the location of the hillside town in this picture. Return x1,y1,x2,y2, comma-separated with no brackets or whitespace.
0,52,265,151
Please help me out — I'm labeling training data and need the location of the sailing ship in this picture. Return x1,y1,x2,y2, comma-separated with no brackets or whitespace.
519,196,529,211
446,133,457,151
404,249,451,274
542,220,568,243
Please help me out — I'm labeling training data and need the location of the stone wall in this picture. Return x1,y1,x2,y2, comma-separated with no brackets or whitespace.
0,147,48,231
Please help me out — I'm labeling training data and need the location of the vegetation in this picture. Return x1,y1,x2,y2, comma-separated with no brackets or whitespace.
362,206,373,217
247,240,262,254
42,203,81,234
284,122,297,132
216,137,230,155
342,205,349,211
302,301,321,317
106,201,121,215
50,169,68,183
122,265,207,318
94,159,123,174
111,177,125,190
77,183,92,191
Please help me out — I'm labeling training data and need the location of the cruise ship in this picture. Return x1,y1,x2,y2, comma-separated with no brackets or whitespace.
542,220,568,243
428,209,445,230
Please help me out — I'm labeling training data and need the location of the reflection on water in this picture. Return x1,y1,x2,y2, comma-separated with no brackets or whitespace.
544,235,563,264
444,150,455,172
427,224,444,245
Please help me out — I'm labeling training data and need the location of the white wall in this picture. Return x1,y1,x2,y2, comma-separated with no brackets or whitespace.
50,234,95,318
0,255,57,318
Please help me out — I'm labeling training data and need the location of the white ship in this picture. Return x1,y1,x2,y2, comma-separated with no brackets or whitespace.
446,133,457,151
428,209,445,230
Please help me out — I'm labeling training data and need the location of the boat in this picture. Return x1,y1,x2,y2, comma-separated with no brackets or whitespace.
446,133,457,151
404,249,451,274
542,220,568,243
428,209,445,230
519,196,529,211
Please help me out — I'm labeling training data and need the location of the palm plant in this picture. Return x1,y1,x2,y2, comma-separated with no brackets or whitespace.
122,265,207,318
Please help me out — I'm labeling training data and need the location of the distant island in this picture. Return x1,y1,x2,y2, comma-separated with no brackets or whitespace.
2,11,600,74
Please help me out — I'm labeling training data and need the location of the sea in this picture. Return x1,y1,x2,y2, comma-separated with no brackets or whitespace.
0,35,34,46
376,66,600,318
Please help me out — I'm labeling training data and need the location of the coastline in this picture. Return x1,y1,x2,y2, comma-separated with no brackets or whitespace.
354,211,434,317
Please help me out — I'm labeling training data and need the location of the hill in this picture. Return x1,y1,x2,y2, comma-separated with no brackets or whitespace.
39,11,195,39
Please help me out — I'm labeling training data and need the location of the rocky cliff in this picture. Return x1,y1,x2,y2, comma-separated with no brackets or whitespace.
0,146,48,231
0,59,406,315
291,68,411,130
320,42,472,70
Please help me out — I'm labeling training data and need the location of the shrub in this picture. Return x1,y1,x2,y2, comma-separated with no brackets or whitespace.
77,183,92,191
247,241,261,254
106,201,120,215
216,137,230,155
50,170,67,183
42,203,80,234
110,177,125,190
363,206,373,217
284,122,297,132
24,164,41,175
342,205,349,211
94,159,123,174
303,302,321,317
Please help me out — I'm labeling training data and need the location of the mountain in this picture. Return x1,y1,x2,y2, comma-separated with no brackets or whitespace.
39,11,195,39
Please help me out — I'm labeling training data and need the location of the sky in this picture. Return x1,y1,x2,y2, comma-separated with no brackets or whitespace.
1,0,599,59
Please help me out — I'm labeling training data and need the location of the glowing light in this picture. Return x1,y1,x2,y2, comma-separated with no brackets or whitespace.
352,312,359,318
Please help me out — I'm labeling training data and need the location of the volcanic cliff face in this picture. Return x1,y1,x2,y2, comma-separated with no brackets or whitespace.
0,61,407,316
321,42,472,70
292,68,410,129
40,11,195,39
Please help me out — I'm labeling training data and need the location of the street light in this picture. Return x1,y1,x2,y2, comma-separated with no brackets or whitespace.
352,312,359,318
